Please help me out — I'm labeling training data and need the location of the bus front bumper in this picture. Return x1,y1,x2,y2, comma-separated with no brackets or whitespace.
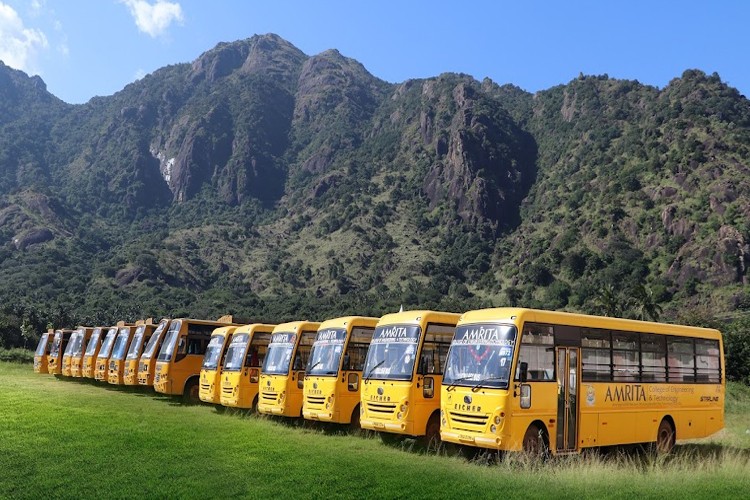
361,418,410,434
440,429,504,449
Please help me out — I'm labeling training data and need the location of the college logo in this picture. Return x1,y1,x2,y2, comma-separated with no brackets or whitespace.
464,395,472,405
586,385,595,406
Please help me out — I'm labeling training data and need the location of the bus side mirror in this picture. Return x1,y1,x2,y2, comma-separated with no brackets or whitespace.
520,384,531,409
520,361,529,383
347,372,359,392
249,369,259,383
423,377,434,399
297,371,305,389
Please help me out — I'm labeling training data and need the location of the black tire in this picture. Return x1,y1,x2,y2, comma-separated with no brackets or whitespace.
420,414,441,450
183,379,199,403
349,406,361,433
522,424,549,457
250,395,259,415
379,432,403,445
655,419,675,454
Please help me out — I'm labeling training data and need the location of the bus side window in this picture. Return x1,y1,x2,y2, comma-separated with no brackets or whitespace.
516,323,554,381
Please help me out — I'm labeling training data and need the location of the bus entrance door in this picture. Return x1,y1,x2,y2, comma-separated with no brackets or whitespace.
555,347,579,452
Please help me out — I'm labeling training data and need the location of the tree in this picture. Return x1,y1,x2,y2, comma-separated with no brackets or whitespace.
20,317,38,349
631,284,663,322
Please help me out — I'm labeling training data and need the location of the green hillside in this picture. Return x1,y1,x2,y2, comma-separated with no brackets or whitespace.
0,35,749,346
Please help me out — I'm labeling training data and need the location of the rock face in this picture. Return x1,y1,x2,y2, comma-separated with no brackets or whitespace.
13,228,53,250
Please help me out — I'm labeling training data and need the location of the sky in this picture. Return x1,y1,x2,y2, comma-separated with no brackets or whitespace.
0,0,748,104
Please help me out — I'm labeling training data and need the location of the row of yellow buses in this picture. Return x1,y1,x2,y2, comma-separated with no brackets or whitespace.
35,307,725,455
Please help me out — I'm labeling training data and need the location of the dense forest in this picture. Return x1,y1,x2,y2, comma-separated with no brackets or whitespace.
0,34,749,380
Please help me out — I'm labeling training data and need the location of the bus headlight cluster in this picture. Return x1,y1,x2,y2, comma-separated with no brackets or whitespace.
326,395,334,409
441,409,446,427
279,391,286,403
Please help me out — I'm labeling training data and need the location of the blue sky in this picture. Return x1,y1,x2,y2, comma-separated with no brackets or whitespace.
1,1,748,104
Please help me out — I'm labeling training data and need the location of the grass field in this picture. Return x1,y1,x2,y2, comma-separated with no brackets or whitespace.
1,362,749,499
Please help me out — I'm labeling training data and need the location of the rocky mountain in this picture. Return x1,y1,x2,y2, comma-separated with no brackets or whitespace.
0,34,749,340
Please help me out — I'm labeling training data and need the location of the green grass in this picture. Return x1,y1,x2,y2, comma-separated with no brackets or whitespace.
1,362,749,499
0,348,33,363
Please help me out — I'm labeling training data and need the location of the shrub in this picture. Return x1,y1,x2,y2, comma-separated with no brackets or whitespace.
0,348,34,364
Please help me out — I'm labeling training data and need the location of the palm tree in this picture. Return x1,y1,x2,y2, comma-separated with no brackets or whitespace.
631,284,663,322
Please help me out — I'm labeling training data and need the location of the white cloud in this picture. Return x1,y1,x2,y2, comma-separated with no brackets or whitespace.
121,0,184,38
133,68,147,81
0,2,48,73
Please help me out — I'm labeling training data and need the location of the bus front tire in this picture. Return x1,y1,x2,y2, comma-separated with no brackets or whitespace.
183,379,199,403
522,424,549,457
655,419,675,454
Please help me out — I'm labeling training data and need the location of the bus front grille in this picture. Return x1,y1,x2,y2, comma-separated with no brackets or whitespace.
449,411,489,427
221,386,234,395
306,396,325,407
200,383,210,392
261,391,277,401
366,402,397,415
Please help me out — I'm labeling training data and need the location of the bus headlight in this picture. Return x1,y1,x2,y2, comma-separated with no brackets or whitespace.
279,391,286,403
400,404,407,413
397,412,403,420
494,415,502,425
490,424,497,433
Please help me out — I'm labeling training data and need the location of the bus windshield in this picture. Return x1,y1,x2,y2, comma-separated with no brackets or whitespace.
443,323,518,389
97,329,118,359
35,334,49,356
262,332,296,376
223,333,249,371
126,326,147,360
63,333,78,356
307,328,346,376
49,333,63,357
69,332,85,356
141,320,168,360
202,334,226,370
84,329,102,356
157,320,182,362
362,325,421,381
110,330,130,361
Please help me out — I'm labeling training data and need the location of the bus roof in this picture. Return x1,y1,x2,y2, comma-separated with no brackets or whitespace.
458,307,722,340
233,324,277,335
318,316,379,331
272,321,321,333
209,325,240,336
377,310,461,327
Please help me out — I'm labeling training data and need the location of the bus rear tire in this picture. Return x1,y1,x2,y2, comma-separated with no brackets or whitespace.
421,414,441,450
522,423,549,457
349,406,361,433
655,419,675,454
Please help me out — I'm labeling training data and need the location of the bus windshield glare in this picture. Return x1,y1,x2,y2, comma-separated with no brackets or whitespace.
49,334,63,356
362,325,421,381
157,321,182,362
262,332,296,376
35,335,49,356
98,329,118,359
443,323,518,389
126,326,146,360
202,334,225,370
141,321,168,360
223,333,249,371
85,330,102,356
110,331,130,361
69,332,84,356
306,328,346,376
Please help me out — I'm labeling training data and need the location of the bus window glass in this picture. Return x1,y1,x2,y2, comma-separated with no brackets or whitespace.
363,325,421,381
307,328,346,376
157,321,183,362
515,323,554,381
582,329,611,382
247,332,271,368
292,331,317,371
640,334,666,382
668,338,695,382
418,324,455,375
342,327,374,371
612,332,639,382
202,334,226,369
695,339,721,383
223,333,249,371
35,334,49,356
141,321,168,360
110,329,130,361
84,329,102,356
262,332,296,375
49,333,62,357
443,323,518,389
98,329,118,358
126,326,147,360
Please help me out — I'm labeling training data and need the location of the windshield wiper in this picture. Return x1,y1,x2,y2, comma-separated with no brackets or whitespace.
471,376,506,392
445,375,477,392
364,359,385,381
308,361,322,372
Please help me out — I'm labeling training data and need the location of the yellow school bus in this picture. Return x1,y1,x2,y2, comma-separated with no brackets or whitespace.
69,327,96,377
303,316,378,426
109,320,152,385
123,321,159,386
47,329,76,375
154,316,239,400
81,327,108,379
219,324,275,411
439,308,725,455
94,325,124,382
360,310,460,444
198,325,240,404
137,319,171,386
61,330,80,377
33,330,54,373
258,321,321,417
